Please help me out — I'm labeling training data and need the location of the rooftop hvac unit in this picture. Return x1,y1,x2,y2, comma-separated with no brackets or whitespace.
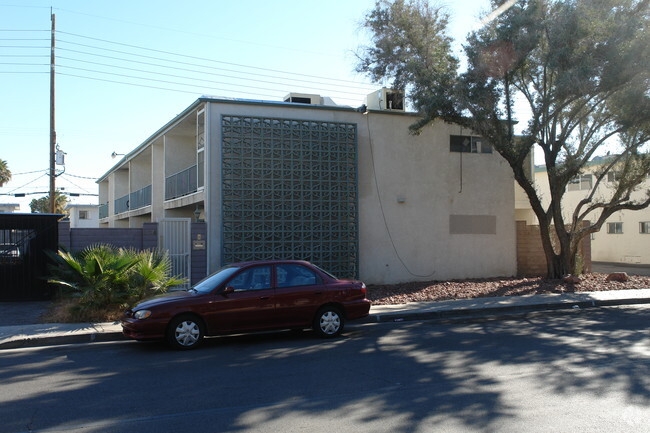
283,93,323,105
365,88,405,111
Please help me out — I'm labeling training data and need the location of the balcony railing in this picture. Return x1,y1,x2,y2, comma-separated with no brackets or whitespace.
130,185,152,210
98,203,108,219
165,165,197,201
114,194,129,215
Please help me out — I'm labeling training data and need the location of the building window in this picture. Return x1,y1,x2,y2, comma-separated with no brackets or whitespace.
568,174,593,191
640,222,650,234
607,171,621,182
78,210,88,220
450,135,492,154
607,222,623,234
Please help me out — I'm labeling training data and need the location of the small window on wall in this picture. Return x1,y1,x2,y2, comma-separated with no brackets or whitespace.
640,222,650,234
607,222,623,234
607,171,621,182
79,210,88,220
450,135,492,154
567,174,593,191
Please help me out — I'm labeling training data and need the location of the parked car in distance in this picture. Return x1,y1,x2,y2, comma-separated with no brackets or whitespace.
122,260,371,350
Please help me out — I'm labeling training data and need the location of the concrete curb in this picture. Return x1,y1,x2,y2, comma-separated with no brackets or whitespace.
365,297,650,324
0,330,126,350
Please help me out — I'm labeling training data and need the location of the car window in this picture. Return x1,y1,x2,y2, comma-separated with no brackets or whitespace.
227,266,272,291
276,264,321,288
193,266,240,294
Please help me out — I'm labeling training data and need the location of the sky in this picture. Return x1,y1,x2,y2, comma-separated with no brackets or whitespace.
0,0,494,212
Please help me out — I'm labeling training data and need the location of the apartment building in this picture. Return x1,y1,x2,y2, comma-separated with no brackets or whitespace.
97,90,518,284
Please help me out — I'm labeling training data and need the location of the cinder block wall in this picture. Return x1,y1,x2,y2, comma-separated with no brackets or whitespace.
516,221,592,276
58,221,208,284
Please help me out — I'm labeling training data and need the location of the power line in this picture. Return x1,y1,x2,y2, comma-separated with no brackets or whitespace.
52,15,343,59
5,173,48,194
10,169,48,175
62,173,98,180
56,71,280,99
57,54,370,97
56,62,368,99
59,174,94,194
56,31,375,88
0,38,49,41
56,40,374,93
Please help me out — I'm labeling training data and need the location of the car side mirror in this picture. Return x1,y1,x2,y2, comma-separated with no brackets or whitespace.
222,286,235,296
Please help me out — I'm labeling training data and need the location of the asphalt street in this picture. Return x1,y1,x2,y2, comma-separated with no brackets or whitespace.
1,305,649,433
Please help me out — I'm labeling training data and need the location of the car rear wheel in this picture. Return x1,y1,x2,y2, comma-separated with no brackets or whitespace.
167,315,204,350
313,306,344,338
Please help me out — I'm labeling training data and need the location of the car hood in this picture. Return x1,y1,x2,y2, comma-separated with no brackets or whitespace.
132,290,196,310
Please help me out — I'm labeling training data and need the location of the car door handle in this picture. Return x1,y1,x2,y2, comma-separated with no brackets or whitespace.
314,291,323,295
259,296,270,300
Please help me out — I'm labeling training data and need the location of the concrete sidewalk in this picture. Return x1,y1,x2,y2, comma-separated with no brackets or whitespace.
2,288,650,350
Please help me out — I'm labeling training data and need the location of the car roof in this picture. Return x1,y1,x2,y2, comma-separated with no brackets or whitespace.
230,259,312,267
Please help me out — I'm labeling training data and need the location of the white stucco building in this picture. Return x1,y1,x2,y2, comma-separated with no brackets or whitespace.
0,203,20,213
65,204,99,228
97,91,518,284
535,157,650,265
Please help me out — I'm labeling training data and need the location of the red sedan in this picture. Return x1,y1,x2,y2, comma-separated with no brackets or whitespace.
122,260,371,349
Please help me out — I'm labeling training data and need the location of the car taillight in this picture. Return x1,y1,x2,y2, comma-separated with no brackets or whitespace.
360,282,367,296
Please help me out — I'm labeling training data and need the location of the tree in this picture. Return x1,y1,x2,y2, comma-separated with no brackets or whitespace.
30,190,68,214
0,159,11,186
357,0,650,278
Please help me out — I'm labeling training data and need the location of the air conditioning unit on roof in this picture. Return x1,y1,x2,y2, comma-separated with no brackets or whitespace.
283,93,323,105
365,88,405,111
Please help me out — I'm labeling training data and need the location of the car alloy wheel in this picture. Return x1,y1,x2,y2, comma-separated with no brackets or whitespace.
314,307,344,338
167,315,204,350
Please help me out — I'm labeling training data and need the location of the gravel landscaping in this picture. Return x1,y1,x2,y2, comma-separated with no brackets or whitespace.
367,273,650,305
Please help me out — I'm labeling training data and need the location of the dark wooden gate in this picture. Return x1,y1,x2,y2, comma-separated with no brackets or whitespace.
0,213,61,301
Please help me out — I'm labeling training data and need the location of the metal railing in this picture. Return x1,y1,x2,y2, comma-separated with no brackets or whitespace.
98,203,108,219
130,185,152,210
165,165,197,200
114,194,129,215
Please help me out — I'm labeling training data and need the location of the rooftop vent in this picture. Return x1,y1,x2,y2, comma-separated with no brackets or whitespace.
283,93,323,105
365,88,405,111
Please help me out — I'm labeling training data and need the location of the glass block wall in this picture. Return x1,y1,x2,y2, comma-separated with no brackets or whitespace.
221,115,358,278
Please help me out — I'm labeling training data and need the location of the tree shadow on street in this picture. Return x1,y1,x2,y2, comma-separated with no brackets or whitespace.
0,306,649,432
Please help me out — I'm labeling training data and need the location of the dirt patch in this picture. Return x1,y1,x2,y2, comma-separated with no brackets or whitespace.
367,273,650,305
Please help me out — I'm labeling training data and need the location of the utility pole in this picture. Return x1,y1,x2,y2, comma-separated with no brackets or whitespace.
49,12,56,213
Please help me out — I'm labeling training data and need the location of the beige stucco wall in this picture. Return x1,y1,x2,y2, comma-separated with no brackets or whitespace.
206,102,517,284
130,148,151,191
535,168,650,264
357,113,516,283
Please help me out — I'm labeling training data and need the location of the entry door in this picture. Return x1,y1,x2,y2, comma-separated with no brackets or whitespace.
159,218,191,289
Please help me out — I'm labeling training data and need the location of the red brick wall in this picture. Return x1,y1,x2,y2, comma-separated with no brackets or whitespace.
516,221,592,276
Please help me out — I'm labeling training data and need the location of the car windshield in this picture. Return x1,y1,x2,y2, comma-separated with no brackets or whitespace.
191,266,241,294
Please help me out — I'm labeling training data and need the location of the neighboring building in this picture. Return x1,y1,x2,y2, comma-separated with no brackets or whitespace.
0,203,20,213
65,204,99,228
535,157,650,265
97,91,518,284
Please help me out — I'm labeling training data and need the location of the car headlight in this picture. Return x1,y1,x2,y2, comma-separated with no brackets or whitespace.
134,310,152,320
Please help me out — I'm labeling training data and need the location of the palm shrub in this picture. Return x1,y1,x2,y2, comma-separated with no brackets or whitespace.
47,244,184,321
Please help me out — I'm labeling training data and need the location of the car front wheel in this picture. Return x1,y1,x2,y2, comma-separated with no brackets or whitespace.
167,315,204,350
314,306,345,338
